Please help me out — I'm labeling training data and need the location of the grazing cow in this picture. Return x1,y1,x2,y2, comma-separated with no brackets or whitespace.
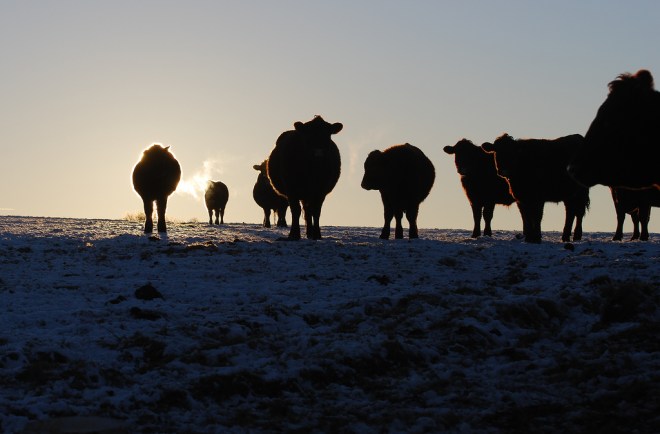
132,144,181,233
252,161,288,228
568,69,660,190
204,181,229,225
267,116,342,240
361,143,435,239
482,134,589,243
444,139,515,237
610,187,660,241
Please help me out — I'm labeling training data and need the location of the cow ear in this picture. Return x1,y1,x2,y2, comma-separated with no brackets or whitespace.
253,165,261,171
443,146,455,155
481,142,495,153
294,121,304,130
165,146,170,151
330,123,343,134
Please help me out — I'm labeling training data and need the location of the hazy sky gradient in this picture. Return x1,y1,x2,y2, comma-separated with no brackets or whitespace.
2,1,659,233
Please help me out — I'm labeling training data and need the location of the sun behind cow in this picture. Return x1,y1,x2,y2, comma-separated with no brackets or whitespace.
132,144,182,234
361,143,435,239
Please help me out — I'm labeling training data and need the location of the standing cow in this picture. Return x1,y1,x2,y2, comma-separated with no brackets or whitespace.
132,144,181,234
205,181,229,225
361,143,435,239
568,69,660,190
610,187,660,241
252,160,288,228
267,116,342,240
444,139,515,237
482,134,589,243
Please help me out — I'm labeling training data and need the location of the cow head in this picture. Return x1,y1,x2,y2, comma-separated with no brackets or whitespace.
444,139,488,176
361,150,385,190
568,69,660,189
481,134,522,180
294,116,343,137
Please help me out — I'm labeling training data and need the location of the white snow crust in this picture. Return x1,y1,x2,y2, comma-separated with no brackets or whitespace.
1,216,659,433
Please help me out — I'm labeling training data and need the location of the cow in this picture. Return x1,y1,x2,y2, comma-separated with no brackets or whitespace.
204,181,229,225
361,143,435,239
252,160,288,228
132,144,181,233
610,187,660,241
266,116,342,240
482,134,589,243
568,69,660,190
443,139,515,237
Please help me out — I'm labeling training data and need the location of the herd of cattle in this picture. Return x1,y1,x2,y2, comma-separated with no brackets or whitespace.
132,69,660,242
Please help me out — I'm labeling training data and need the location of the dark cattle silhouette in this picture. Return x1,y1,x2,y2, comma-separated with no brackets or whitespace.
483,134,589,243
361,143,435,239
252,160,288,228
569,69,660,190
610,187,660,241
267,116,342,240
204,181,229,225
444,139,515,237
132,144,181,233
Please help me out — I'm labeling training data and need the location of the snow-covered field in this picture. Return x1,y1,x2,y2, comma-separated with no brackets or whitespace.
1,215,659,433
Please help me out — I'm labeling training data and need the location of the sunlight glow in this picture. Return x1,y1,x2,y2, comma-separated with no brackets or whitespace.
177,159,222,201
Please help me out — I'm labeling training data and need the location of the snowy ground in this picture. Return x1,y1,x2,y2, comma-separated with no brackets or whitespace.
0,215,659,433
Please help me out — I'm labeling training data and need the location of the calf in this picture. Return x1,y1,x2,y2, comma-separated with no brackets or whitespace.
444,139,515,237
610,187,660,241
205,181,229,225
252,161,288,228
482,134,589,243
361,143,435,239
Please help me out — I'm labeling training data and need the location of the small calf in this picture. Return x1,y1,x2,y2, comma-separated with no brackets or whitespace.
205,181,229,225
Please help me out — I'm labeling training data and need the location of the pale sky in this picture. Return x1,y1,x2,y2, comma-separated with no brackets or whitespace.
1,1,659,234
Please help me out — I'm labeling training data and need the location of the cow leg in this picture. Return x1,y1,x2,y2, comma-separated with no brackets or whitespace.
483,203,495,237
470,202,482,238
631,210,640,240
380,204,393,240
515,202,527,240
639,206,650,241
219,208,224,225
406,204,420,239
143,200,154,234
573,214,584,241
573,200,586,241
561,202,576,242
287,200,302,240
523,201,543,243
156,197,168,233
208,208,213,225
613,206,625,241
394,210,404,239
306,198,323,240
301,201,313,239
263,208,271,228
276,207,288,227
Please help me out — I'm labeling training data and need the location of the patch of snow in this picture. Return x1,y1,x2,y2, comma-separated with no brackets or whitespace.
0,216,659,433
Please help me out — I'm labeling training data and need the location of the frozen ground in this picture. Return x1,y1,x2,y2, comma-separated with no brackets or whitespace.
0,215,659,433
